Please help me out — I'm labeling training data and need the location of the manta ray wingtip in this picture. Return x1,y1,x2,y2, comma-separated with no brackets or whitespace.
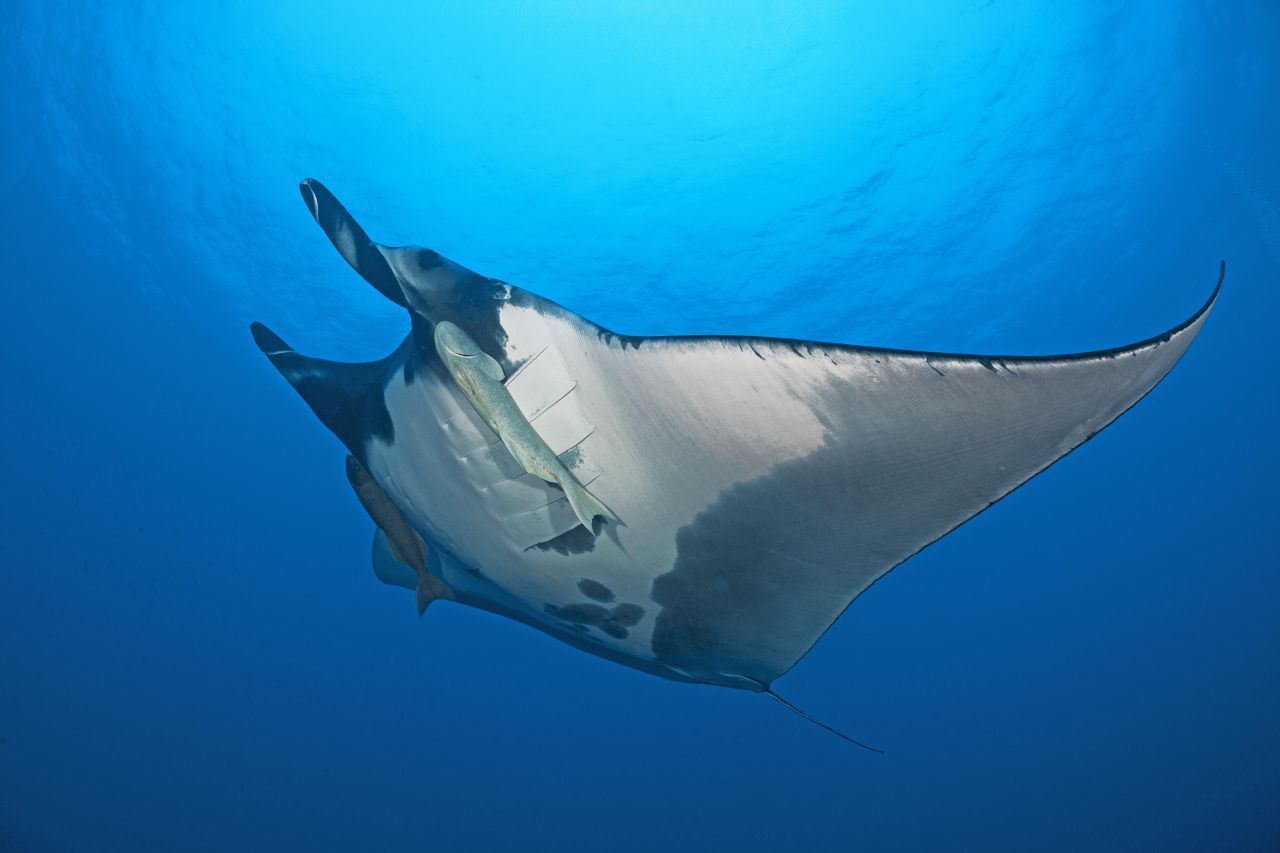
1205,259,1225,305
1117,259,1225,354
1180,259,1225,329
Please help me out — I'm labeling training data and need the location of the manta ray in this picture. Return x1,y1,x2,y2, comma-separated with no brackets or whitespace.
252,179,1220,749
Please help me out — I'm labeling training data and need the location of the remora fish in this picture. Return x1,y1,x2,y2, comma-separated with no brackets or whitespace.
433,320,614,533
345,453,454,614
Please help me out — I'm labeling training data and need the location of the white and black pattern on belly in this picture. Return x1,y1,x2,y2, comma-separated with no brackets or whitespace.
362,302,699,668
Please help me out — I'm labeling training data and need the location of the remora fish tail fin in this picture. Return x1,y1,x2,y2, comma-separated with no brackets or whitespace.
249,321,393,451
560,476,615,532
370,529,456,615
299,178,408,308
765,690,884,754
415,572,455,615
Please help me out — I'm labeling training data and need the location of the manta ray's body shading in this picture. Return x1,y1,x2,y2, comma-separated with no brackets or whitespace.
253,179,1220,732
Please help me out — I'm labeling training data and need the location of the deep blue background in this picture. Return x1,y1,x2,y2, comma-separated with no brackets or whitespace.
2,2,1277,850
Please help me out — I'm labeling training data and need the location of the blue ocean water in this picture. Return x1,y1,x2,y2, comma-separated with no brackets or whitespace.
2,2,1277,850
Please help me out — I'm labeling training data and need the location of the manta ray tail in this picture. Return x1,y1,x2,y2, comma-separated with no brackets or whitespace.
765,690,885,754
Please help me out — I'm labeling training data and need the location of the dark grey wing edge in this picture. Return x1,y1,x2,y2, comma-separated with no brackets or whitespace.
575,261,1225,368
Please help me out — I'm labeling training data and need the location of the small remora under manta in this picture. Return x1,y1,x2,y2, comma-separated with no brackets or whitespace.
252,178,1221,751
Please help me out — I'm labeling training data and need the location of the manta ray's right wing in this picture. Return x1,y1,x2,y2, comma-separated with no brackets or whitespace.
532,267,1222,685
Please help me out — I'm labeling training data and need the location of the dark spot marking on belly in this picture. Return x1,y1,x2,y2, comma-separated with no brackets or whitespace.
612,603,645,626
577,579,615,603
545,600,648,641
545,602,610,624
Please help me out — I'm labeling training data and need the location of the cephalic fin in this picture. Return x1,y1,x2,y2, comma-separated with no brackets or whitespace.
251,324,394,452
299,178,408,308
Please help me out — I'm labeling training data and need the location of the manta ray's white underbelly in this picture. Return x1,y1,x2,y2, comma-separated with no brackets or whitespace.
361,300,831,667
